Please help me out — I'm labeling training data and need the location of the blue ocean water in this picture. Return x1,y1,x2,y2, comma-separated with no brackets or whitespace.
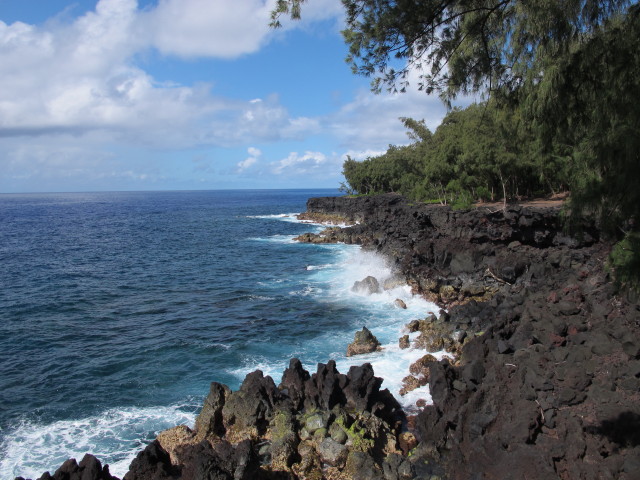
0,190,439,479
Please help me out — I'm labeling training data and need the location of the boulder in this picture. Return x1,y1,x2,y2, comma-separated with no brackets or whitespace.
269,410,300,469
303,360,348,411
352,276,381,295
394,298,407,309
383,275,406,290
399,375,426,396
318,437,348,467
409,354,437,376
382,453,415,480
343,451,384,480
345,363,384,412
156,425,197,465
347,327,382,357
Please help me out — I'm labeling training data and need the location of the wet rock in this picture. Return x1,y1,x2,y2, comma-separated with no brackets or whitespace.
383,275,406,290
347,327,382,357
405,320,421,333
409,354,437,376
398,334,410,349
352,276,381,295
399,375,425,396
394,298,407,309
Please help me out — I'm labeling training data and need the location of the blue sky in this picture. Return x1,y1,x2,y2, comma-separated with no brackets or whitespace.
0,0,454,193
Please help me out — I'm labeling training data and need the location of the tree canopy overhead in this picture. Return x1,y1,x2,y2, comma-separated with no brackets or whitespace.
273,0,640,290
272,0,632,100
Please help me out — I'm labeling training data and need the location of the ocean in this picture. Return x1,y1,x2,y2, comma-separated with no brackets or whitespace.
0,189,440,479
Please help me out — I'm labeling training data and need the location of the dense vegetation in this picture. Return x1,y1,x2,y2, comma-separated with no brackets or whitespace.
273,1,640,289
339,102,570,209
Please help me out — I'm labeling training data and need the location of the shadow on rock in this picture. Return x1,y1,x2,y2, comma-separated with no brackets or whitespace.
587,411,640,447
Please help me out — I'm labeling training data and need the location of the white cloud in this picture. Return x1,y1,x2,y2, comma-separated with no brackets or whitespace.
326,62,475,152
0,0,465,191
247,146,261,157
341,149,387,161
237,147,262,172
271,150,334,175
139,0,273,59
204,95,320,146
0,0,323,151
328,88,448,152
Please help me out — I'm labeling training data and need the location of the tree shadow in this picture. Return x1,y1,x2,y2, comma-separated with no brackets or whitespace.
586,411,640,447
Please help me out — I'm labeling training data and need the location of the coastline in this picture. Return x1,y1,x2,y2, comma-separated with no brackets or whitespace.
16,193,640,480
297,194,640,479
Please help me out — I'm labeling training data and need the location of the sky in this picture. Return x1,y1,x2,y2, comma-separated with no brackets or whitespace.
0,0,456,193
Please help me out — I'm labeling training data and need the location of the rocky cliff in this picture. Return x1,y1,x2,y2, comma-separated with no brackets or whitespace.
298,194,640,480
18,194,640,480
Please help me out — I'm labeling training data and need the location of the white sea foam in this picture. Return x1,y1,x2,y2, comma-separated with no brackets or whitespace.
232,245,447,412
1,236,443,480
321,248,449,410
305,263,335,271
247,211,357,229
246,213,301,222
288,285,320,297
248,234,299,244
0,404,197,480
249,295,276,301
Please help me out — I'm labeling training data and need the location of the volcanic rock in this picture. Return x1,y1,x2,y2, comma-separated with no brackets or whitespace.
346,326,382,356
352,276,381,295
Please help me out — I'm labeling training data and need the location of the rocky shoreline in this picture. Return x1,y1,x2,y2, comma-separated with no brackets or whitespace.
17,194,640,480
297,194,640,480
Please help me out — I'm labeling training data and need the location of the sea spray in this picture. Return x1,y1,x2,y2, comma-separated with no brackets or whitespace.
0,403,198,480
0,190,445,479
234,232,446,410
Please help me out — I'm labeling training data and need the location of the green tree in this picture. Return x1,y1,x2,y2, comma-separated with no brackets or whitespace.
275,0,640,289
272,1,631,100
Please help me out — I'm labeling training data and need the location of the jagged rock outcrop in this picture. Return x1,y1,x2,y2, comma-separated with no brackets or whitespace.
346,327,382,357
16,455,119,480
297,194,640,480
22,361,415,480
